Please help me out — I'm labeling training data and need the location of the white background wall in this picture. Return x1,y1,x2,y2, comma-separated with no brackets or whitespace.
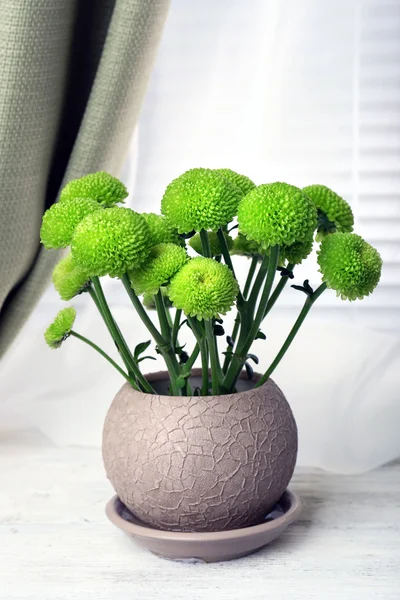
1,0,399,473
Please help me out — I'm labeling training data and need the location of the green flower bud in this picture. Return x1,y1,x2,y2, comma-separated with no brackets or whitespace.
231,232,264,258
189,231,233,257
317,232,382,300
215,168,256,196
238,183,317,249
141,212,184,246
281,235,314,265
52,253,90,300
129,243,188,295
71,207,150,278
44,307,76,349
60,172,128,206
143,287,171,310
168,257,239,320
303,184,354,240
40,197,101,249
161,168,242,233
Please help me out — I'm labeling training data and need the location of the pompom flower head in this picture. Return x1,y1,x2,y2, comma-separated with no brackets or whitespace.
303,184,354,241
71,207,150,277
52,253,90,300
215,168,256,196
317,232,382,300
40,197,101,249
129,243,188,294
168,257,239,320
141,213,183,246
60,172,128,206
44,307,76,349
237,182,317,248
161,168,242,233
189,231,233,257
281,235,314,265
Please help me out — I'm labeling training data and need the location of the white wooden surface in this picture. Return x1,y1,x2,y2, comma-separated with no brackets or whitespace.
1,431,399,600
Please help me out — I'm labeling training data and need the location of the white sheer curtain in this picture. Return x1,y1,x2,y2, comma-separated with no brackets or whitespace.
1,0,400,473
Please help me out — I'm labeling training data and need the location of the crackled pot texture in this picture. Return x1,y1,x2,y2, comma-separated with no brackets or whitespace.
102,370,298,532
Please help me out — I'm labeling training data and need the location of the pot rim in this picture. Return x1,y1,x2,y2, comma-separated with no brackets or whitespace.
133,368,265,400
105,489,301,541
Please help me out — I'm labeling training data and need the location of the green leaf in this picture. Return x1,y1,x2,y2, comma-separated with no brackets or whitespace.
134,340,151,360
137,355,156,363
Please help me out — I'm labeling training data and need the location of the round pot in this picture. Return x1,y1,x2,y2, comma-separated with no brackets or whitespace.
102,370,297,532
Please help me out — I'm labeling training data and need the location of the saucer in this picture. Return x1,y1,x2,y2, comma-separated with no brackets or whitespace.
106,489,301,563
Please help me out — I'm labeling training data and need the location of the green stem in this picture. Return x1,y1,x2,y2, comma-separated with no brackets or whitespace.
172,309,182,349
256,283,327,386
264,263,295,317
204,319,221,394
243,256,259,299
121,275,166,348
122,276,182,395
70,331,138,389
217,228,244,305
222,255,259,374
223,246,280,392
247,254,269,308
182,344,200,374
90,279,154,393
200,229,211,257
155,289,172,340
188,317,209,395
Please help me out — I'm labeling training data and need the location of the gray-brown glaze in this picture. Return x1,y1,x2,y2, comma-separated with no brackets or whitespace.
102,371,298,532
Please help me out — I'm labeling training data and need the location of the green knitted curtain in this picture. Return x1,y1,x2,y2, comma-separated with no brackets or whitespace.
0,0,170,357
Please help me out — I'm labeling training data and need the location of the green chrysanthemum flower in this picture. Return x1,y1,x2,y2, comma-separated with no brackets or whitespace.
52,253,90,300
71,207,150,278
189,231,233,257
237,182,317,248
60,172,128,206
303,184,354,240
215,168,256,196
141,212,184,246
231,232,264,258
40,197,101,249
44,307,76,349
161,168,242,233
281,235,314,265
143,287,172,310
317,232,382,301
129,243,188,295
168,257,239,320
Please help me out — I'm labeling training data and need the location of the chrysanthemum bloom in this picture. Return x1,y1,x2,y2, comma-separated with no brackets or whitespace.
161,168,242,233
237,182,317,249
189,231,233,257
60,172,128,206
168,257,239,319
281,234,314,265
303,184,354,240
318,232,382,300
129,243,188,294
215,168,256,196
52,253,90,300
44,307,76,349
71,207,150,278
231,232,264,258
141,213,183,246
40,197,101,249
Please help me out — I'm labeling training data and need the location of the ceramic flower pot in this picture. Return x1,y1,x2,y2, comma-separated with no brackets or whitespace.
102,370,297,533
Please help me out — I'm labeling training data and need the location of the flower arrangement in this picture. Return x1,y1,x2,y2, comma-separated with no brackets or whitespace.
41,169,382,396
